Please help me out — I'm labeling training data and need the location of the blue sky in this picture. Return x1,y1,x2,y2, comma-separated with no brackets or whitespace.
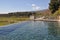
0,0,50,13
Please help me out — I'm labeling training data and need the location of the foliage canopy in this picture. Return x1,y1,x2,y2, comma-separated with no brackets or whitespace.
49,0,60,14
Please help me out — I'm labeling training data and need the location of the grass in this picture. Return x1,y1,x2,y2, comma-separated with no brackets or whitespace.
0,17,30,26
0,22,9,26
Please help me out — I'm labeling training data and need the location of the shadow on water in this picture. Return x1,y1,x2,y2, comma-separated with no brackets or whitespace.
44,21,60,40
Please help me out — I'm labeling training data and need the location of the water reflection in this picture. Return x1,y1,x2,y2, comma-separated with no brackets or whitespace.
0,21,60,40
45,21,60,40
47,22,57,36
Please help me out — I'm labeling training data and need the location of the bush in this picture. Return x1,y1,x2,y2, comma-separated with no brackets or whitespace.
53,8,60,16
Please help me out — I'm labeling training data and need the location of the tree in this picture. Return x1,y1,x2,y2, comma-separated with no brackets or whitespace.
49,0,60,14
54,7,60,16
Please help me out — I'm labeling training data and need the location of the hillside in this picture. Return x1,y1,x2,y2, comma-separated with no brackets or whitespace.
0,9,51,17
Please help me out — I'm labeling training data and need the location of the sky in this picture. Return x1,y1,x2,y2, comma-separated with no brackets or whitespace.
0,0,50,14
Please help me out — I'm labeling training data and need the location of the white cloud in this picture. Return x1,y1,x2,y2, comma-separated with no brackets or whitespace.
32,4,36,7
32,4,40,10
32,4,36,10
36,6,40,10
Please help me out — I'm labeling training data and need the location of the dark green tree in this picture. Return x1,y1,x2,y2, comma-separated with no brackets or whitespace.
49,0,60,14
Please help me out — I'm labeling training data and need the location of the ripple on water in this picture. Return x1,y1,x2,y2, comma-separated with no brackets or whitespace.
0,21,60,40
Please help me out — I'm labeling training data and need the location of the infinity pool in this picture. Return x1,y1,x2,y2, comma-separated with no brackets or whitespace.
0,21,60,40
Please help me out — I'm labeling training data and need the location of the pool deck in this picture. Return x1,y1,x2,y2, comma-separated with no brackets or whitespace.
34,19,60,22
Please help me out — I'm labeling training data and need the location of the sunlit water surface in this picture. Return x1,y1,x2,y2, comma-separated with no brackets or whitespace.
0,21,60,40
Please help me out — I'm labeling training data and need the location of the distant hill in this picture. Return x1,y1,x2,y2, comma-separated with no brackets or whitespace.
38,9,51,16
40,9,51,14
0,9,51,17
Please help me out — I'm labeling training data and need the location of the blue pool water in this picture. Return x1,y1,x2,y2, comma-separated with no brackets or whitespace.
0,21,60,40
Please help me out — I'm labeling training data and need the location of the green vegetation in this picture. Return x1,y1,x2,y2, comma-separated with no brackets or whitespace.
0,17,29,26
0,11,34,26
54,8,60,16
49,0,60,14
49,0,60,19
